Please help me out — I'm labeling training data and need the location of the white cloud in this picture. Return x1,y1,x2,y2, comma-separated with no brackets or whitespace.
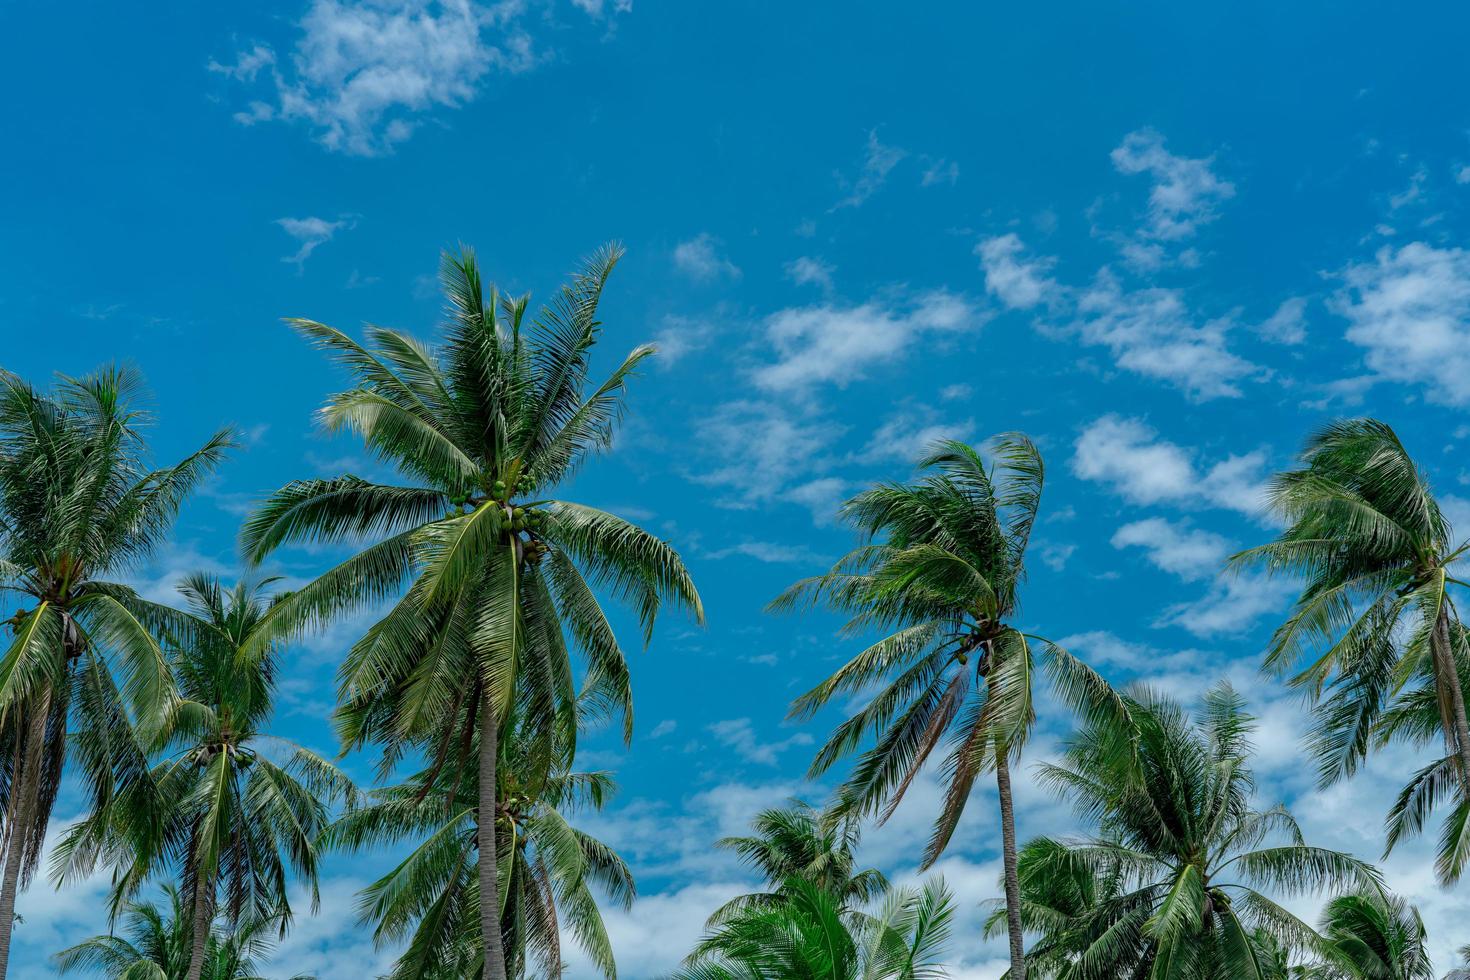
652,314,716,367
1110,128,1235,241
1075,269,1258,400
692,401,844,508
786,476,850,526
754,291,981,393
707,718,814,765
1257,296,1308,345
1333,242,1470,405
207,44,276,81
703,541,830,565
858,408,975,464
570,0,631,15
785,255,835,293
1110,517,1234,581
673,233,741,282
213,0,555,156
1159,570,1294,638
1389,165,1428,211
831,129,908,211
276,215,350,268
1072,414,1269,517
920,157,960,186
648,719,677,739
940,383,972,401
976,233,1061,311
1038,541,1076,571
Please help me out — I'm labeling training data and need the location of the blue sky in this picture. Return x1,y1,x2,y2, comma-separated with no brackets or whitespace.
7,0,1470,975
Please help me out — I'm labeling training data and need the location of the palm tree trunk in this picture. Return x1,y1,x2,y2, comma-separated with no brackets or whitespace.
479,690,508,980
183,864,213,980
994,741,1027,980
1431,605,1470,792
0,689,51,979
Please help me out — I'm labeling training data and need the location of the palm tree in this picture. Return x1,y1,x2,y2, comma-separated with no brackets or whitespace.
1305,891,1432,980
321,704,634,979
53,884,313,980
241,245,702,980
55,575,355,980
999,683,1382,978
707,800,888,925
772,436,1122,980
0,366,232,976
1230,419,1470,882
674,875,955,980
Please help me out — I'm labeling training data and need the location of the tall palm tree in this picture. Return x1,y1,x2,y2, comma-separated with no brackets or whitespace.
322,705,634,979
674,875,956,980
55,575,355,980
1305,891,1433,980
0,366,233,976
772,437,1122,980
707,799,887,925
53,884,314,980
1230,419,1470,881
999,683,1382,979
241,245,702,980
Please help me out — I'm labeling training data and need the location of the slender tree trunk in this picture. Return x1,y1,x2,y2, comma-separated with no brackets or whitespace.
0,689,51,979
1431,605,1470,792
479,691,508,980
994,741,1027,980
183,863,213,980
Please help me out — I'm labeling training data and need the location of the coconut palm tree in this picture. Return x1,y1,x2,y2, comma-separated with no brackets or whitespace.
674,875,955,980
1305,891,1433,980
321,704,634,979
53,884,313,980
1230,419,1470,882
54,575,355,980
706,800,888,926
772,436,1123,980
0,366,233,976
998,683,1382,979
241,245,702,980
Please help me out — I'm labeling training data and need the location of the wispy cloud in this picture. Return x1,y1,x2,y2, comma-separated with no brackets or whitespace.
1111,516,1234,581
1072,414,1269,517
673,233,741,282
707,718,814,765
1110,128,1235,242
212,0,619,156
830,129,907,211
1333,242,1470,405
276,215,351,269
754,291,981,393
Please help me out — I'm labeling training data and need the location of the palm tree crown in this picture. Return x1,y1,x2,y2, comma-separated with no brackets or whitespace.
1005,683,1382,978
0,365,232,975
1232,419,1470,882
321,703,635,979
53,885,313,980
708,799,888,926
57,575,355,980
773,436,1120,980
241,245,701,980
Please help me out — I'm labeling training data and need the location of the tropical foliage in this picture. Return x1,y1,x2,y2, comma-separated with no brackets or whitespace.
55,575,355,980
772,435,1124,980
5,245,1469,980
320,700,634,979
238,244,700,980
53,885,313,980
707,800,887,926
995,683,1382,978
0,366,233,975
1230,420,1470,883
673,875,956,980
